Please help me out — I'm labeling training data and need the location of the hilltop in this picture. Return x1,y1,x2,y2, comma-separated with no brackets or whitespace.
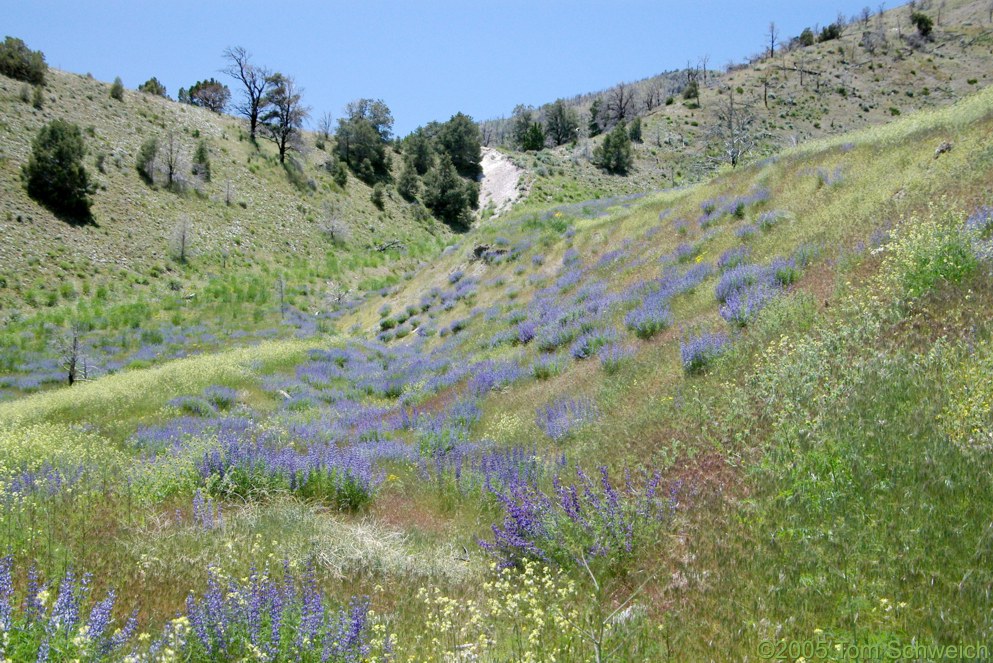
488,0,993,204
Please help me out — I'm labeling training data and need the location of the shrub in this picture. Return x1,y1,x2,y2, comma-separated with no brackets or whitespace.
22,119,93,221
628,116,642,143
136,137,158,183
0,36,47,85
110,76,124,101
883,211,978,299
192,140,211,182
592,123,633,175
328,159,348,187
911,12,933,38
371,182,385,210
818,22,842,42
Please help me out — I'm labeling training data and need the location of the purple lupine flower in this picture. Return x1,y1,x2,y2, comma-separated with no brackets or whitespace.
517,321,537,345
680,332,730,374
0,557,12,637
717,246,750,272
537,397,599,442
482,466,676,570
625,295,673,340
719,280,779,326
735,223,758,240
599,343,634,373
570,328,616,360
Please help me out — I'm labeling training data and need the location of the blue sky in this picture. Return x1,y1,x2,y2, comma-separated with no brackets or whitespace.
6,1,886,135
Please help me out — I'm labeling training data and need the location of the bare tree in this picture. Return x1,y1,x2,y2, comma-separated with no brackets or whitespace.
605,83,637,126
222,46,273,142
861,6,872,27
57,323,89,386
768,22,779,58
700,54,710,83
643,79,665,111
836,12,849,36
320,201,349,244
325,280,349,310
260,73,309,164
317,112,334,142
480,121,494,147
709,86,758,168
162,131,185,190
172,214,193,264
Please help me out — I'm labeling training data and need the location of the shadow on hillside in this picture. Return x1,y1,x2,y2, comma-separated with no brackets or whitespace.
45,202,97,227
56,208,96,227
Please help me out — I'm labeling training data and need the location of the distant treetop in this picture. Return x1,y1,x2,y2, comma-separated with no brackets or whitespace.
138,77,168,97
0,35,47,85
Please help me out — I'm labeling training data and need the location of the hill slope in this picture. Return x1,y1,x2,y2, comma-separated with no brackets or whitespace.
0,68,453,315
1,76,992,658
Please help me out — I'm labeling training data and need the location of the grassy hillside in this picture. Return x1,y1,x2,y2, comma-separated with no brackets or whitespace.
0,68,463,399
506,0,993,206
1,66,992,659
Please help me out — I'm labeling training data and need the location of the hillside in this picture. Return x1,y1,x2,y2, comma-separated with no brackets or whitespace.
1,57,993,659
0,67,454,314
495,0,993,205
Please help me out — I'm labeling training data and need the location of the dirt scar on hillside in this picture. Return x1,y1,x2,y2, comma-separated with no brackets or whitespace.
478,147,524,219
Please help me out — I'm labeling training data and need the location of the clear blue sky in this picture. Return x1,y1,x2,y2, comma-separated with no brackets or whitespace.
6,0,888,136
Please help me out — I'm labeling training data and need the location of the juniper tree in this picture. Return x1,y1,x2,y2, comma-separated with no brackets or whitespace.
437,112,482,179
0,36,47,85
545,100,579,146
138,77,167,97
22,119,93,221
592,123,633,174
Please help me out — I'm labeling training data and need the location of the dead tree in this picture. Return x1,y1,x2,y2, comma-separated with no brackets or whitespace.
709,87,758,168
162,131,185,190
172,215,193,264
222,46,273,142
320,201,348,244
605,84,637,126
57,323,89,386
325,280,349,309
643,79,665,111
768,22,779,58
317,112,334,142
